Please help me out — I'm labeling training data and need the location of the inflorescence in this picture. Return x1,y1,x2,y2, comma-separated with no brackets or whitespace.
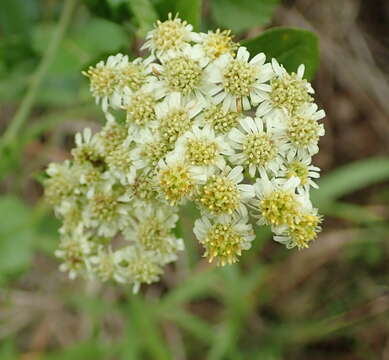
45,14,325,292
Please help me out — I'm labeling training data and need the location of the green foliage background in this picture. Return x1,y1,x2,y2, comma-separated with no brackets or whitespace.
0,0,389,359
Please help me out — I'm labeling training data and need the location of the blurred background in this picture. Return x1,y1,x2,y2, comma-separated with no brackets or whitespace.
1,0,389,359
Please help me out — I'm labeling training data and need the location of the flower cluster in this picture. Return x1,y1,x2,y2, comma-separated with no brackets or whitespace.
44,14,325,292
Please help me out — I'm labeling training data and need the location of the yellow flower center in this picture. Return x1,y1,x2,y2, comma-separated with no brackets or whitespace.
259,190,299,226
203,223,244,266
243,133,277,167
223,59,256,96
203,105,240,134
163,56,202,95
159,163,194,205
270,73,313,113
198,175,240,215
287,116,321,147
186,139,218,165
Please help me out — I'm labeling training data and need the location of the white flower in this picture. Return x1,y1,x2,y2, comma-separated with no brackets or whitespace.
156,92,202,145
104,137,144,185
83,54,155,112
228,116,287,177
196,165,254,217
83,182,132,237
71,128,103,166
149,45,211,104
142,14,201,60
157,150,207,206
114,245,164,293
272,194,322,249
278,152,320,191
206,47,273,111
276,103,325,157
55,233,92,280
250,171,302,226
193,214,255,265
198,29,238,60
174,124,232,176
258,59,315,116
124,204,184,262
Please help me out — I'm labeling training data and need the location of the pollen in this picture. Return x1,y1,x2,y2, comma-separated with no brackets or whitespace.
223,59,256,96
270,73,313,114
159,109,191,144
91,193,119,222
141,140,171,167
198,175,240,215
72,144,100,165
126,93,156,125
105,145,133,173
186,139,218,165
163,56,202,95
100,123,128,154
203,223,244,266
117,63,146,92
82,65,118,98
259,190,299,226
243,133,277,167
287,115,321,147
44,174,74,206
131,172,157,201
286,160,309,185
288,213,322,249
202,29,238,59
138,218,170,252
159,163,194,205
203,104,240,134
152,15,189,53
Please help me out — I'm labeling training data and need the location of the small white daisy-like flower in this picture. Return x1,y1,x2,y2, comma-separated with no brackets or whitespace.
251,171,301,227
198,103,242,135
134,128,171,171
71,128,103,165
89,246,119,282
156,93,202,145
125,204,184,261
141,14,200,59
44,161,79,207
273,195,322,249
278,103,325,157
55,233,92,280
83,54,152,112
157,151,207,206
198,29,238,60
259,59,315,116
99,121,129,154
278,152,320,191
193,214,255,266
114,245,164,293
84,183,131,237
124,90,158,128
174,124,232,175
207,47,273,112
104,139,143,185
228,116,287,177
150,45,211,104
196,165,254,217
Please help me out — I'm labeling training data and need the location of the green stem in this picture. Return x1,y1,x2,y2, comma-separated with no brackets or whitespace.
1,0,77,146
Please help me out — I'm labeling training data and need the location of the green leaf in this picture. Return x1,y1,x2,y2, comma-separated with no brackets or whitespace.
312,157,389,205
243,27,320,80
128,0,158,36
210,0,280,33
176,0,202,31
0,196,35,279
153,0,202,30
